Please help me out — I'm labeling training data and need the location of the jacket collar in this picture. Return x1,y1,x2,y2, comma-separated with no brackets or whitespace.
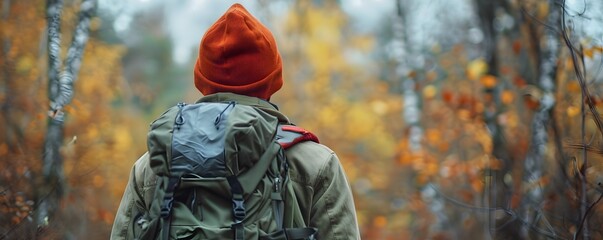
195,93,291,124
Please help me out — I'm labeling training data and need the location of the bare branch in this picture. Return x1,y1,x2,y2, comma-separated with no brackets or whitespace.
574,192,603,239
428,184,565,239
561,0,603,142
559,1,602,238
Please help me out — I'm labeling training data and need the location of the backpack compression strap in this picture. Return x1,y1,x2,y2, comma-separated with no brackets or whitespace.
276,125,319,149
271,125,319,240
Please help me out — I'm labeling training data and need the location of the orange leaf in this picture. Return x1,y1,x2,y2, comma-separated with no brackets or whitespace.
470,178,483,192
501,90,514,105
373,215,388,228
442,90,454,104
523,95,540,110
426,129,441,144
480,75,497,88
438,142,449,152
567,81,581,93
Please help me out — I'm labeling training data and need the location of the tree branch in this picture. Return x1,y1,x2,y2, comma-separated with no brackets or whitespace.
574,191,603,239
46,0,63,101
50,0,96,116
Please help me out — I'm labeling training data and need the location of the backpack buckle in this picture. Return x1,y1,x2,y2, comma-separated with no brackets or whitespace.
160,176,180,218
232,198,246,223
160,193,174,218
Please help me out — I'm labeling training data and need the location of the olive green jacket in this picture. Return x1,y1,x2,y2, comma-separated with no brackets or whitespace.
111,93,360,239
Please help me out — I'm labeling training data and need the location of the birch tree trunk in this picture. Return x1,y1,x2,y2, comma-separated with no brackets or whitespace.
37,0,96,230
393,0,447,235
520,0,560,238
393,1,422,155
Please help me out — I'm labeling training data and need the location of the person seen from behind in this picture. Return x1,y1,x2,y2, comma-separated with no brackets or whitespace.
111,3,360,240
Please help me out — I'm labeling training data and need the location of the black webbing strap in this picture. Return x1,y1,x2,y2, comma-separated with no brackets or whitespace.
272,148,287,231
261,227,318,240
159,176,180,240
161,214,172,240
160,176,180,218
271,191,284,230
285,228,318,240
227,176,246,240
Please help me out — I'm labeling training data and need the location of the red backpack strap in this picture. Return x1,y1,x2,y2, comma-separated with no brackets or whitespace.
276,125,319,149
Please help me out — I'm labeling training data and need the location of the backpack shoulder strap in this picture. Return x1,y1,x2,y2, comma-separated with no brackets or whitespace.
276,125,319,149
270,125,320,239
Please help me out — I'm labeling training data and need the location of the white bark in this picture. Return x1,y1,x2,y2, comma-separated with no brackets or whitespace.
51,0,96,114
394,0,446,234
521,0,560,238
38,0,97,230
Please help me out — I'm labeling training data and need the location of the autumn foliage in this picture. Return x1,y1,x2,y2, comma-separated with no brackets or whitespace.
1,1,145,238
2,0,603,239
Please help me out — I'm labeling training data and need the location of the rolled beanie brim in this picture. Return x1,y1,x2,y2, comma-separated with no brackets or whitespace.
194,57,283,99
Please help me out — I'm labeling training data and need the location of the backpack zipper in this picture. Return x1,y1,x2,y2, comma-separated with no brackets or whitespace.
274,177,281,192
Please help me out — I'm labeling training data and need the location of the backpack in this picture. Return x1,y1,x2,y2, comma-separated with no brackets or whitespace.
134,101,319,240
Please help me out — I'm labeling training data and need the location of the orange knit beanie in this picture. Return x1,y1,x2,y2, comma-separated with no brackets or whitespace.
193,3,283,100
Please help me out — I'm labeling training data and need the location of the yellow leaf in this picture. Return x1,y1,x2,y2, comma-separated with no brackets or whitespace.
113,126,133,152
423,84,437,99
538,2,549,19
458,109,471,121
567,106,580,117
16,56,34,74
467,59,488,80
370,100,388,115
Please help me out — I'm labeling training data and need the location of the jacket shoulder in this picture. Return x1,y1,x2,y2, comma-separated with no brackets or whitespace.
285,141,337,187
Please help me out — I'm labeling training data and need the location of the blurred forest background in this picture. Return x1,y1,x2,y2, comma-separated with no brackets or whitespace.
1,0,603,239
